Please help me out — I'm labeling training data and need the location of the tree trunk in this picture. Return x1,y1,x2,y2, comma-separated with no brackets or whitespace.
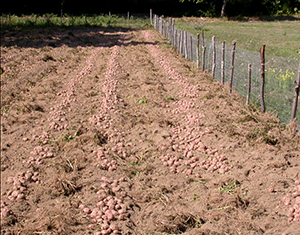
221,0,228,17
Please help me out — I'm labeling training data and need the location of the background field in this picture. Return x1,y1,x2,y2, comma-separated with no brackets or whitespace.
174,17,300,59
165,17,300,125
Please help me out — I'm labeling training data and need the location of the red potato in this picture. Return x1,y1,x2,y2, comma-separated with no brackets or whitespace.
83,208,91,214
105,210,114,221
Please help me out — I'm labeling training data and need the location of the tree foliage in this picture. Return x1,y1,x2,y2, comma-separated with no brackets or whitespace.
179,0,300,16
1,0,299,16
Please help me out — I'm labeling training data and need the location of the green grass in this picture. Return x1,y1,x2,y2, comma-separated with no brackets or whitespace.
175,17,300,59
0,13,151,30
173,17,300,125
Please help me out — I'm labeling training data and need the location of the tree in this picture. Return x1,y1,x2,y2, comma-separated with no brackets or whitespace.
220,0,227,17
180,0,231,17
180,0,300,17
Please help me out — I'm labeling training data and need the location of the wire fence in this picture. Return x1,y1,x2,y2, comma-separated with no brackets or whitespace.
152,13,300,126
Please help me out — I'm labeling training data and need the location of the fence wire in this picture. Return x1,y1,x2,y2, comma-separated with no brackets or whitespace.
153,15,300,125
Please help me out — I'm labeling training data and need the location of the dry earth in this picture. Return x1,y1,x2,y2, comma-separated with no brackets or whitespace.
1,27,300,235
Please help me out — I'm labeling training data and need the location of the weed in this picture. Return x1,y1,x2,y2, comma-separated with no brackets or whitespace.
166,95,174,101
137,97,147,104
129,161,141,167
63,133,77,142
218,179,240,194
238,114,257,123
192,194,200,201
247,125,278,145
268,68,295,90
1,107,9,114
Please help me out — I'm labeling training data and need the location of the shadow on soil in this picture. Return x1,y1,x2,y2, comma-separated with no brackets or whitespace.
0,26,158,48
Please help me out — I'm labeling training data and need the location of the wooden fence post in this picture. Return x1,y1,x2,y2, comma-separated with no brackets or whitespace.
127,12,130,25
163,18,166,37
212,36,216,79
184,31,188,59
177,29,180,54
150,9,152,25
291,62,300,122
174,28,177,48
164,19,167,37
246,63,252,105
179,29,183,55
229,41,236,93
165,19,167,37
260,45,266,112
172,27,175,47
221,41,225,84
196,34,200,68
190,35,193,61
201,29,206,71
169,18,172,42
173,24,176,47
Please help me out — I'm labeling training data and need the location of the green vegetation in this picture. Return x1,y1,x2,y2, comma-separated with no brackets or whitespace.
166,95,175,100
0,13,150,30
137,97,147,104
180,0,300,17
174,17,299,125
63,132,78,142
218,179,240,194
175,18,300,59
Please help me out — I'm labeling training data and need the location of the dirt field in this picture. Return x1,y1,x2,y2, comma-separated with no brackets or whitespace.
1,27,300,235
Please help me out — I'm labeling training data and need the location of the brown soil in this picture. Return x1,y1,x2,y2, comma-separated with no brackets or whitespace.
1,27,300,235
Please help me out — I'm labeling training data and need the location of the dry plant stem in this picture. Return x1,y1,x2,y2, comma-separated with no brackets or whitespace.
291,62,300,122
260,45,266,112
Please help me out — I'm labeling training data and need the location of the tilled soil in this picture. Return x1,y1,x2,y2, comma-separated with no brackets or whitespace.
1,27,300,235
